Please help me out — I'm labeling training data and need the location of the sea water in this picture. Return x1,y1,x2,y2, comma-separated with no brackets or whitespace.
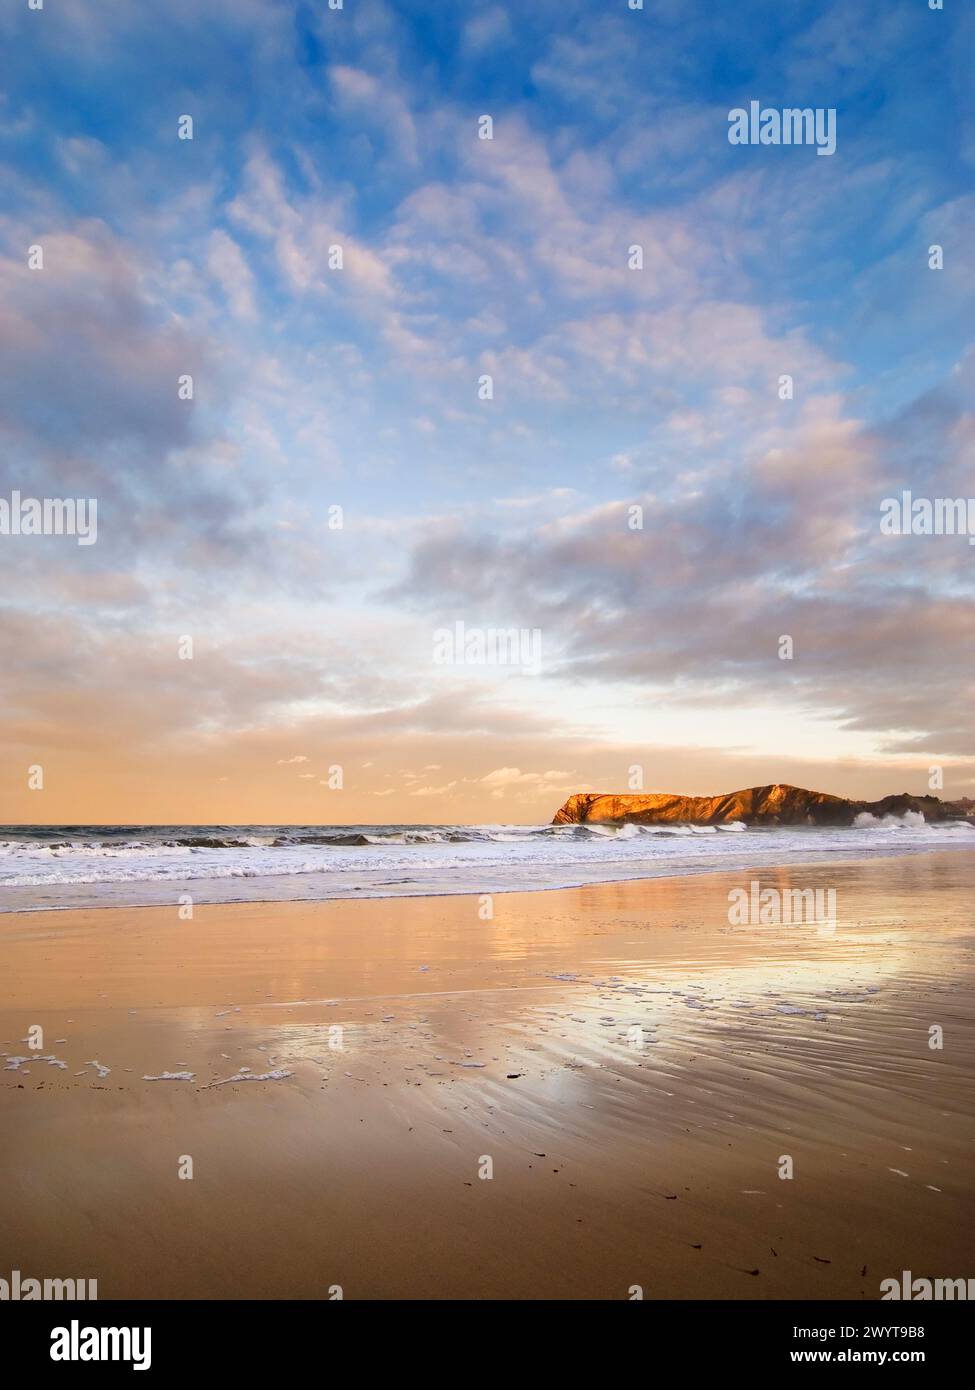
0,817,970,913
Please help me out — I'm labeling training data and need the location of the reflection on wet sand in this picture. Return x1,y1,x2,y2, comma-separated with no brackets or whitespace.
1,850,972,1298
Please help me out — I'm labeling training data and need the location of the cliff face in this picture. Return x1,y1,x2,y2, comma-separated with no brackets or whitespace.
552,783,974,827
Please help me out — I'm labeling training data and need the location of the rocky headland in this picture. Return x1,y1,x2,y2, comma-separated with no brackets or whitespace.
552,783,975,827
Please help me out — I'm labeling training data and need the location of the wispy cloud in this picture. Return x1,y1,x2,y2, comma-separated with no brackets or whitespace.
0,0,972,821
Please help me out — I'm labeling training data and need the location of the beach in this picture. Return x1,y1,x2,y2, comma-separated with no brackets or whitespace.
1,848,973,1300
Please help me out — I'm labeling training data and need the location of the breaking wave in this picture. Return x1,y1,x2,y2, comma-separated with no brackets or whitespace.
0,814,969,912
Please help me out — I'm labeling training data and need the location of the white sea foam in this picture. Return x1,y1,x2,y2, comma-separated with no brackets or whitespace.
0,815,969,912
853,810,927,829
208,1068,293,1087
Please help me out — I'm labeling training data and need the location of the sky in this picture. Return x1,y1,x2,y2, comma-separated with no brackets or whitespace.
0,0,973,825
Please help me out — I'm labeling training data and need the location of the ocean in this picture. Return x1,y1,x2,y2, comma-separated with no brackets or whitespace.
0,815,971,912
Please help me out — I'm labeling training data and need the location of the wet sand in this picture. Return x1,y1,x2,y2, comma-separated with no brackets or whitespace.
1,849,973,1299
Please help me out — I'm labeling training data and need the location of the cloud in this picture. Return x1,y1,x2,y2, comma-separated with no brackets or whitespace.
207,230,257,321
389,355,975,758
328,65,419,168
0,223,207,455
480,767,576,798
0,0,971,823
461,7,513,57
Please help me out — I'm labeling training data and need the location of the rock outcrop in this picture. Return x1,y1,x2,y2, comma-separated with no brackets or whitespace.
552,783,975,828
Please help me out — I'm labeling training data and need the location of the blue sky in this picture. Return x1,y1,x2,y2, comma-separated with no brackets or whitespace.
1,0,973,822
